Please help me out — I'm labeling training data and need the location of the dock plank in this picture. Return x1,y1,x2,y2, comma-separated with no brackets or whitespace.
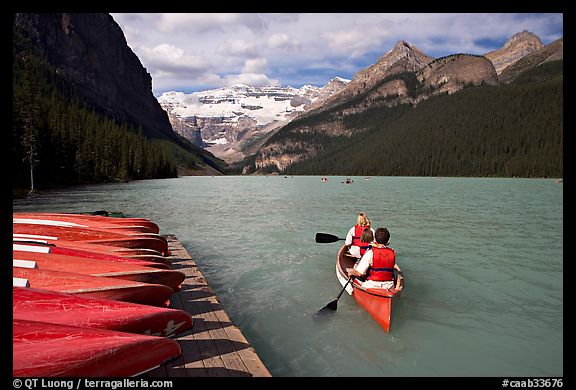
146,235,271,378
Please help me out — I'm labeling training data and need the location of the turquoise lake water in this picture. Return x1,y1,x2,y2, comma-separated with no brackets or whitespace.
12,176,563,377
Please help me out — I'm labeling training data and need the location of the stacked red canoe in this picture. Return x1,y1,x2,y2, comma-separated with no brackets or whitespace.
12,212,191,377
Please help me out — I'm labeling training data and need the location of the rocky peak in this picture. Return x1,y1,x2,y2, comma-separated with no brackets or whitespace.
485,30,544,74
325,76,350,89
322,40,434,107
391,40,425,59
358,40,433,82
417,54,499,99
498,37,563,83
504,30,542,49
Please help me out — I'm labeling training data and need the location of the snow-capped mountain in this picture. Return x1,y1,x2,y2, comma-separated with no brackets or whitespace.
157,78,350,163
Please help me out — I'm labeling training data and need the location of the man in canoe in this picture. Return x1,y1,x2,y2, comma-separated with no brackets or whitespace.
346,227,402,290
345,212,375,258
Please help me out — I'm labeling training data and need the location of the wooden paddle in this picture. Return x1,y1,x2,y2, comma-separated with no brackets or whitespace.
315,232,345,243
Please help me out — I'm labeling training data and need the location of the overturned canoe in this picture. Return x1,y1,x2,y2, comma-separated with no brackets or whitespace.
14,242,171,269
13,245,184,290
14,234,164,258
13,266,174,307
13,319,182,377
336,244,404,332
14,212,160,234
13,222,169,255
13,287,192,337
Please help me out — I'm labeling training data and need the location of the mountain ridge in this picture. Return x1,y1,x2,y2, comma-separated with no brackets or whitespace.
158,78,350,163
243,30,562,176
12,12,226,191
485,30,544,74
158,30,554,172
14,13,174,140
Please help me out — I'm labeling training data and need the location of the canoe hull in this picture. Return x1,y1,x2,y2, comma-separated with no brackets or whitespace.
13,319,181,377
14,235,164,257
336,244,404,332
14,212,160,234
13,287,192,337
13,267,174,307
14,242,171,269
13,223,169,255
13,247,184,290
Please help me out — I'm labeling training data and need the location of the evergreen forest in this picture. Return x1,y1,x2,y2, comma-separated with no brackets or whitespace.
280,60,563,178
13,52,225,193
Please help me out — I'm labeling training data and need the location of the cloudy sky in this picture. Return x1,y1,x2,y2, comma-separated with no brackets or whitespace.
110,13,563,96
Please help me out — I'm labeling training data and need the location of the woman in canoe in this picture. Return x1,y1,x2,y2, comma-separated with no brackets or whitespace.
346,227,401,290
345,212,375,257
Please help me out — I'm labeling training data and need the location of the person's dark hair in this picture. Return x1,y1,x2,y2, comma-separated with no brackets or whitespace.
374,227,390,245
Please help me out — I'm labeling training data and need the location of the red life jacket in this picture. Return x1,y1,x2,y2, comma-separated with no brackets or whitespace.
367,246,396,281
352,225,369,246
359,243,371,257
351,225,372,256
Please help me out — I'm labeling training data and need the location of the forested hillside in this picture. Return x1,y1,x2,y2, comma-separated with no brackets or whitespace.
283,60,563,178
13,13,227,194
13,53,224,191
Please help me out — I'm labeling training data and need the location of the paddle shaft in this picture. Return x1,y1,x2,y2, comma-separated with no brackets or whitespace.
318,275,354,312
337,276,353,300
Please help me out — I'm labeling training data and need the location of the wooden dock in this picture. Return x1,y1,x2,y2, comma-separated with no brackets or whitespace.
146,235,271,377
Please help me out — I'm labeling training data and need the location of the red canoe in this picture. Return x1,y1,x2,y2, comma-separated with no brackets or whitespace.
13,266,174,307
14,242,171,269
13,222,169,255
14,212,160,234
13,287,192,337
336,244,404,332
13,215,154,234
13,319,181,377
13,247,184,290
14,234,164,257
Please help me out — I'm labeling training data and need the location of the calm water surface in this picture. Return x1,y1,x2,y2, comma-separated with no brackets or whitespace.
13,176,563,377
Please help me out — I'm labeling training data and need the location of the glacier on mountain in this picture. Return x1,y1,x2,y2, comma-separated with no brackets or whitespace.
157,78,350,162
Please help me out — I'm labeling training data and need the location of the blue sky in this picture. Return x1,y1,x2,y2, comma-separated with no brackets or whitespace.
111,13,563,96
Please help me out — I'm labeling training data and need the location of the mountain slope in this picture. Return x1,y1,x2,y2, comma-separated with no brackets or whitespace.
285,70,563,178
315,40,434,111
158,78,349,163
498,37,563,83
243,32,562,178
484,30,544,75
13,12,226,190
14,13,173,140
250,45,498,172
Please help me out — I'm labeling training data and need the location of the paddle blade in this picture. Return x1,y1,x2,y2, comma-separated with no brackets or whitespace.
315,233,345,243
317,299,338,315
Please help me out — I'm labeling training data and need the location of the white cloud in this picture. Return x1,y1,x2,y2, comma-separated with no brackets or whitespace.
216,39,259,58
139,43,211,77
156,13,268,34
267,33,300,50
224,73,279,87
242,58,268,74
321,24,392,58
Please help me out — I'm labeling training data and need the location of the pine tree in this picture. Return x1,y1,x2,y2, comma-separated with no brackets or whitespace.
17,56,41,194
